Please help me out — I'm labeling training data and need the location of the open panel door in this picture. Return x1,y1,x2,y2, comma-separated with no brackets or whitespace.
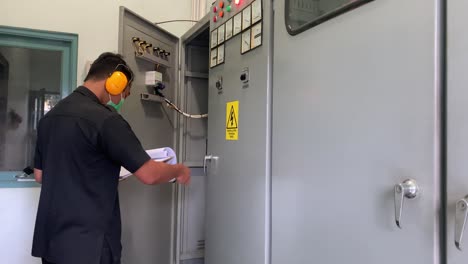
118,7,180,264
119,7,211,264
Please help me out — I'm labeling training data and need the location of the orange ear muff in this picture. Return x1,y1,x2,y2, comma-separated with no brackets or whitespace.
106,71,128,95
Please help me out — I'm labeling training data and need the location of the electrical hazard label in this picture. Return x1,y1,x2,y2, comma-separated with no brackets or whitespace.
226,101,239,140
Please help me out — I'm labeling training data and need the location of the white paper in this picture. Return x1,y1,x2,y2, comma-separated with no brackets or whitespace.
119,147,178,181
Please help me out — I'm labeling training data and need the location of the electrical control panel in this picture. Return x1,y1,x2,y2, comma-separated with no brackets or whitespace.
118,8,182,263
210,0,263,68
206,0,272,263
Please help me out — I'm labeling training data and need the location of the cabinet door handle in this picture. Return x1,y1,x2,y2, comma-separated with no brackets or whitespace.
394,179,419,228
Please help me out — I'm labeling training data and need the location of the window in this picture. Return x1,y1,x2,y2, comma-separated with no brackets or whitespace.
0,27,77,188
286,0,374,35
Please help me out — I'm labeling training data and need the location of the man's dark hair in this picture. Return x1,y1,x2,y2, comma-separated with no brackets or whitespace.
84,52,134,83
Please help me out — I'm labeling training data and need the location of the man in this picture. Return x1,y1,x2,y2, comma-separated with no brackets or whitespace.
32,52,190,264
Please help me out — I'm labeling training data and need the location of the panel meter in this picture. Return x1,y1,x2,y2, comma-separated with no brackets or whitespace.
242,5,252,30
218,24,225,44
252,0,262,24
210,49,218,68
211,29,218,48
217,44,225,64
251,22,262,49
234,13,242,36
241,29,251,54
226,18,233,40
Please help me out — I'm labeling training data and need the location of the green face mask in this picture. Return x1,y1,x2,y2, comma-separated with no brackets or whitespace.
107,94,125,112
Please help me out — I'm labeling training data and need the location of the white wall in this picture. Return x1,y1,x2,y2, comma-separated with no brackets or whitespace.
191,0,212,21
205,0,216,14
0,0,194,81
0,188,41,264
0,1,194,263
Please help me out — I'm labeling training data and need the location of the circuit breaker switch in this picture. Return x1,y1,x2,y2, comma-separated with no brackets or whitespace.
145,71,163,86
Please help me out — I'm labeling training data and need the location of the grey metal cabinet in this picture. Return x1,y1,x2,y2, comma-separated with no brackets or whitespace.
117,0,468,263
272,0,442,263
448,0,468,262
205,1,272,264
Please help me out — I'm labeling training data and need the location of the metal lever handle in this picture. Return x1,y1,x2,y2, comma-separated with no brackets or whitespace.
455,196,468,250
204,155,212,175
203,155,213,175
203,155,218,175
394,179,419,228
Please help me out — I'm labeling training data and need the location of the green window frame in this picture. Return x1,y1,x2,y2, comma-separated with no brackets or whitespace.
0,26,78,188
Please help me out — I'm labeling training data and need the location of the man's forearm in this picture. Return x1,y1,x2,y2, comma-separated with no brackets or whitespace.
150,161,180,184
134,160,182,185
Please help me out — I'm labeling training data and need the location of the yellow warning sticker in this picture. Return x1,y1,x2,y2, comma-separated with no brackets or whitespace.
226,101,239,140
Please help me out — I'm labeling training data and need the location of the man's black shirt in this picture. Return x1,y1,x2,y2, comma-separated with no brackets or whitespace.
32,86,150,264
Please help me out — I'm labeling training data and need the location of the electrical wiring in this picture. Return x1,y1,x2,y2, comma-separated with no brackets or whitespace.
156,91,208,119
